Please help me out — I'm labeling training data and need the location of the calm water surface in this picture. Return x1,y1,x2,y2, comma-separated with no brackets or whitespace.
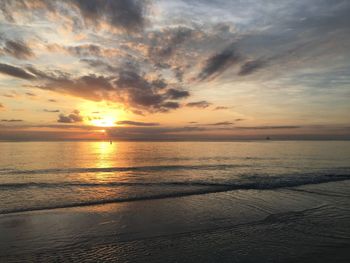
0,141,349,214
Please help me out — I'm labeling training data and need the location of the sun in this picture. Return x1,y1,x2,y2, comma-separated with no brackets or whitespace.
79,101,126,128
90,115,117,127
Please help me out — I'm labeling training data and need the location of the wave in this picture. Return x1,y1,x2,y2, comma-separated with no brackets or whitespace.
1,164,247,175
1,173,349,215
1,172,350,190
0,181,227,189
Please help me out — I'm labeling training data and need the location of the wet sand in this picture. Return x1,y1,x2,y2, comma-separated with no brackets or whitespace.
1,181,349,262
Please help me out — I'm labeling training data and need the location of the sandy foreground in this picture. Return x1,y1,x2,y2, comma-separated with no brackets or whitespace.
1,181,349,263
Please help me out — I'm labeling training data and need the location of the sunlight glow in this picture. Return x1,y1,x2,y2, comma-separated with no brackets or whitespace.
90,115,117,127
79,101,127,128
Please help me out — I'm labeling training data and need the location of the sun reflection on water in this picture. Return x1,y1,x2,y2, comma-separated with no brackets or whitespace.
95,141,118,169
83,141,134,184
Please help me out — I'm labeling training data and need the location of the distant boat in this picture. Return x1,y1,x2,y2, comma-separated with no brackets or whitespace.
266,136,271,140
110,140,113,144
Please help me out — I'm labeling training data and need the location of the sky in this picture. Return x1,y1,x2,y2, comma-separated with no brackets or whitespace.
0,0,349,141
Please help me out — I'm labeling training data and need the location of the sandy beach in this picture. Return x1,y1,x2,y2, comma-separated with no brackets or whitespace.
1,180,349,262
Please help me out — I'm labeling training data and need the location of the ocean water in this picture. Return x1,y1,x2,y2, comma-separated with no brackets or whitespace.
0,141,350,262
1,141,349,214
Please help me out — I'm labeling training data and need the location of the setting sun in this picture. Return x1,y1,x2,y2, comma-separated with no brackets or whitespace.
78,101,126,127
89,115,117,127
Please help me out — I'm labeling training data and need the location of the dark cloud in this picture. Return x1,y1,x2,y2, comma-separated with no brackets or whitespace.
1,40,34,59
48,99,57,102
44,109,60,113
1,119,23,122
26,92,36,96
165,88,190,99
80,58,117,72
0,103,4,110
0,0,148,32
115,70,164,108
107,125,207,139
148,27,193,60
60,44,123,59
57,110,83,123
0,63,36,79
198,44,240,80
72,0,148,32
238,59,266,76
67,44,102,57
235,118,244,122
132,109,145,116
114,69,187,112
35,72,115,101
236,125,301,130
213,106,229,110
160,101,180,109
151,78,167,89
4,62,188,113
117,120,159,126
208,121,233,126
154,62,171,69
173,67,184,82
186,101,211,108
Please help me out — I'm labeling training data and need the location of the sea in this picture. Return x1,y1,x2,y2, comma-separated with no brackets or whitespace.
0,141,349,262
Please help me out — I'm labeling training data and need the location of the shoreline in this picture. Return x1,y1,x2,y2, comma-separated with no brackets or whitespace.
1,181,349,262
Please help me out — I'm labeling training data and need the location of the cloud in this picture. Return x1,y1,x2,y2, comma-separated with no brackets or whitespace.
33,71,116,101
235,125,301,130
238,59,266,76
208,121,233,126
198,44,240,80
114,68,188,112
72,0,148,32
160,101,180,109
173,67,184,82
57,110,83,123
1,40,34,59
148,26,193,60
0,63,36,79
213,106,229,110
68,44,101,56
1,119,23,122
186,101,211,108
0,103,4,110
48,99,57,102
132,109,145,116
114,70,153,101
17,63,190,113
26,92,36,96
107,125,207,139
43,109,60,113
165,88,190,99
116,120,159,126
65,44,104,57
0,0,149,32
80,58,117,72
2,93,16,98
235,118,244,122
49,44,124,59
